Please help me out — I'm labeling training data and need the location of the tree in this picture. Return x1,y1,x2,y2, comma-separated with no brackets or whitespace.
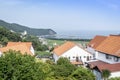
102,69,111,80
51,57,76,78
71,67,95,80
57,57,71,65
1,36,9,45
0,50,52,80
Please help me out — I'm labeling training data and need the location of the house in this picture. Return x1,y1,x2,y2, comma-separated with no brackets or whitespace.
86,35,120,79
87,35,107,59
0,42,35,56
53,41,93,65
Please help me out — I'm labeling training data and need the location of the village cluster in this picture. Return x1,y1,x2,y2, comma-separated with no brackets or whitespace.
0,35,120,80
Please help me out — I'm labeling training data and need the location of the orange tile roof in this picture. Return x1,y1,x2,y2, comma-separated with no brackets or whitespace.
53,41,76,56
88,60,120,72
88,35,107,49
0,42,33,56
96,36,120,57
7,42,32,49
71,61,83,65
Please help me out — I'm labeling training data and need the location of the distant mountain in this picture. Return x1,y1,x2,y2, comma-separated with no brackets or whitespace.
0,20,56,36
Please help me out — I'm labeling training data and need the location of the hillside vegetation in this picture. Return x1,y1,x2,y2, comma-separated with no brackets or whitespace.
0,27,48,51
0,20,56,36
0,27,22,45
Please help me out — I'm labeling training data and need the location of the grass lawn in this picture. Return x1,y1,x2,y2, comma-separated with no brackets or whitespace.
35,51,51,57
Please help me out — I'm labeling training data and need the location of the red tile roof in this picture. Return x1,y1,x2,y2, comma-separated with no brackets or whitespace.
88,35,107,49
96,36,120,57
88,60,120,72
53,41,76,56
0,42,34,56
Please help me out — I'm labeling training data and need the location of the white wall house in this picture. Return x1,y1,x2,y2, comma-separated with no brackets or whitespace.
87,35,120,80
110,71,120,78
96,51,120,64
53,41,93,65
86,35,107,59
30,46,35,55
0,51,2,57
86,46,96,59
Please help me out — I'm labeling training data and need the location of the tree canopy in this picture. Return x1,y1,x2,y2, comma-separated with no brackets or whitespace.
102,69,111,80
71,67,95,80
0,50,51,80
0,51,95,80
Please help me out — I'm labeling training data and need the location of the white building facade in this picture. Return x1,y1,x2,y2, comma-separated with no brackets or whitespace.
53,42,93,64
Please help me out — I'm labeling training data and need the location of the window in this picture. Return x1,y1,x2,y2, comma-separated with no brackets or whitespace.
87,56,89,61
80,56,81,59
76,57,79,62
106,54,109,59
90,56,92,59
106,54,111,59
68,57,70,59
114,56,119,62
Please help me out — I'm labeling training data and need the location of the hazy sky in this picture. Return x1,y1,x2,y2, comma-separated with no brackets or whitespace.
0,0,120,32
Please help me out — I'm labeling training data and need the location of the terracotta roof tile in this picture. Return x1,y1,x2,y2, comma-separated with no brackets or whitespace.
96,36,120,57
88,60,120,72
7,42,32,49
71,61,83,65
53,41,76,56
88,35,107,49
0,42,33,56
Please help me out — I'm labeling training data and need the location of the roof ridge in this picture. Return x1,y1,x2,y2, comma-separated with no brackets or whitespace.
53,41,76,56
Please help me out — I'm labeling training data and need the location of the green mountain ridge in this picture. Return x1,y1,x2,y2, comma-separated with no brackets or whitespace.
0,20,56,36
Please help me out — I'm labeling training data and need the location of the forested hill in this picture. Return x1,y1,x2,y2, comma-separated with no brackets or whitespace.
0,20,56,36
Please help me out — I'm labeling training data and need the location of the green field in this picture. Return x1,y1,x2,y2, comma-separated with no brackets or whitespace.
47,39,90,48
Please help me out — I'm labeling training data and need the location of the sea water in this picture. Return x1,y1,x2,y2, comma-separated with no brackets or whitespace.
56,30,119,39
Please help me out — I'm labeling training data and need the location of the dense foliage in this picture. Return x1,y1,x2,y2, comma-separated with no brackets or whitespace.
50,57,95,80
0,20,56,36
0,27,22,45
0,52,95,80
102,69,111,80
71,67,95,80
53,57,77,77
0,50,52,80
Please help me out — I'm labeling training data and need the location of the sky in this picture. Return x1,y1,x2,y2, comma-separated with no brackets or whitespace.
0,0,120,32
